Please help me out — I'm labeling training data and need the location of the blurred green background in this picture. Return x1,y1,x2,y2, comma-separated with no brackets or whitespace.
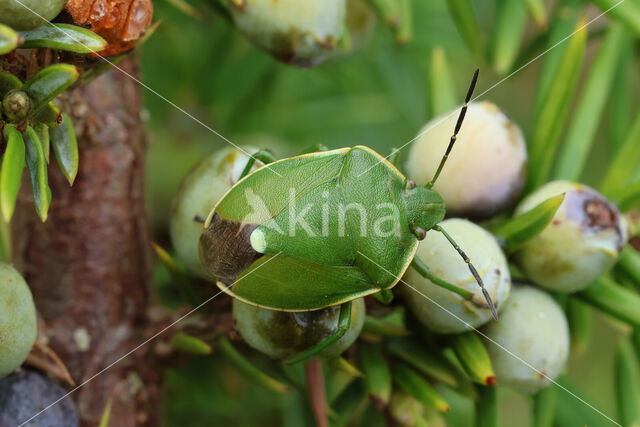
140,0,639,425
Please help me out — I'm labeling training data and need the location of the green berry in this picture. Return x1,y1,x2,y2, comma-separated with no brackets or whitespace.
232,297,365,361
0,0,67,30
2,90,32,124
0,263,37,378
169,147,260,278
406,101,527,219
229,0,346,68
514,180,627,292
400,218,511,334
483,286,569,393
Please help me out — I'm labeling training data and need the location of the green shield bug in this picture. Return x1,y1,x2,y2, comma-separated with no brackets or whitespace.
199,70,496,363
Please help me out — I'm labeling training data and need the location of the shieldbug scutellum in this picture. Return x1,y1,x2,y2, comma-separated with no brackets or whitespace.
199,70,496,363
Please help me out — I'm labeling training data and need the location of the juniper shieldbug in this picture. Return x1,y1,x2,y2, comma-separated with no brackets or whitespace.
199,70,497,363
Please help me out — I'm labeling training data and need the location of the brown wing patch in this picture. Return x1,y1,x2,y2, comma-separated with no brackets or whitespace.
199,213,264,285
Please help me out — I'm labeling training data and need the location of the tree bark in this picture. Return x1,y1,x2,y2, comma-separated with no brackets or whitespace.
11,57,160,426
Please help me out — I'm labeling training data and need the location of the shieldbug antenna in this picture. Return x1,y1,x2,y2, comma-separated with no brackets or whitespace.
427,69,479,189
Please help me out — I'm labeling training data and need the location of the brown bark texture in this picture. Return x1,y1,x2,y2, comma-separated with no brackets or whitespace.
11,57,159,426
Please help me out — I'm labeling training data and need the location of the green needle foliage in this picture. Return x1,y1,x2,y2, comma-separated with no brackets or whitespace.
609,35,635,152
450,332,496,386
0,125,25,222
614,180,640,211
0,18,96,223
446,0,484,58
23,64,79,116
567,299,593,357
615,339,640,426
0,25,19,55
392,363,450,413
493,194,564,253
491,0,527,75
531,0,582,116
171,332,213,355
428,47,458,116
591,0,640,36
475,387,499,427
577,277,640,328
23,126,51,222
527,17,586,191
386,337,459,387
217,337,290,393
50,113,79,186
524,0,547,28
601,113,640,196
359,343,392,406
554,23,626,181
327,359,362,405
532,386,557,427
98,400,112,427
617,247,640,286
0,65,80,222
20,24,107,53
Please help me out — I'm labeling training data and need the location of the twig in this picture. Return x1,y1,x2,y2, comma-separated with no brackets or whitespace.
305,359,328,427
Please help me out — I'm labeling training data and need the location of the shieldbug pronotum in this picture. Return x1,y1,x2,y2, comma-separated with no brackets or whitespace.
199,70,497,362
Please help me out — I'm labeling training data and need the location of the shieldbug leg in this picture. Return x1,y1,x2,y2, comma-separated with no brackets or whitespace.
285,301,353,365
239,149,278,180
410,256,475,300
373,289,395,304
432,225,499,320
